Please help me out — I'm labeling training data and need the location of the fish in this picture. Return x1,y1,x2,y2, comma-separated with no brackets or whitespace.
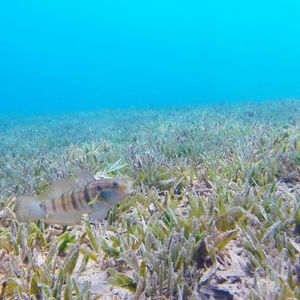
15,170,132,225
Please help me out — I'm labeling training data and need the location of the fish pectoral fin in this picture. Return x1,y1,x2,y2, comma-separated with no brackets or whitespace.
44,212,82,225
76,169,96,187
88,208,110,220
39,178,77,200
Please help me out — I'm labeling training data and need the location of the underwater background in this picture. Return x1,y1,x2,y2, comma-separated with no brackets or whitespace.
1,0,300,114
1,1,300,299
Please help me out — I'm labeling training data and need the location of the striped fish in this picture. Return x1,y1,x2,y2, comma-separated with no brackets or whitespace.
15,170,132,225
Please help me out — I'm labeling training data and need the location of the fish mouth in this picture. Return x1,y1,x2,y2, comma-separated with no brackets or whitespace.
105,188,134,204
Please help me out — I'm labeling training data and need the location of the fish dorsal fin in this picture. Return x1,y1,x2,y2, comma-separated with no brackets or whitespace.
39,178,77,200
76,169,96,187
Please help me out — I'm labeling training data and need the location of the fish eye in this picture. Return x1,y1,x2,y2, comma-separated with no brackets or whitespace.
112,181,118,188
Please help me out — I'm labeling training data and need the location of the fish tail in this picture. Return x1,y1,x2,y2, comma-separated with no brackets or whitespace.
15,196,45,222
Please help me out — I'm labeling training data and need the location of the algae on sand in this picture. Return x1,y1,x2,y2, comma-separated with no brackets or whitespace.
0,99,300,299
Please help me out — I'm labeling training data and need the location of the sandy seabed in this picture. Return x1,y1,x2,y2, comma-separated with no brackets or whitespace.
0,99,300,299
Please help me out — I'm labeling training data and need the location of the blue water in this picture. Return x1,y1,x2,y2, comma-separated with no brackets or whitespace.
1,0,300,114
